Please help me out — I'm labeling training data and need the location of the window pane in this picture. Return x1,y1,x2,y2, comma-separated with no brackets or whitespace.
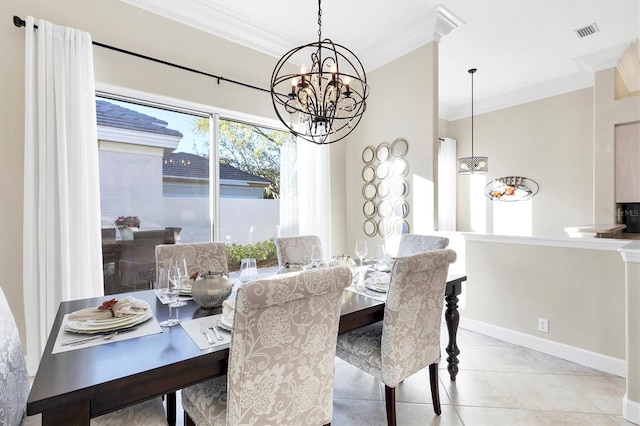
217,118,296,273
97,96,212,294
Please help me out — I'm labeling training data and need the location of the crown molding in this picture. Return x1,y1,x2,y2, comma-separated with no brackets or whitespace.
575,40,633,72
121,0,302,59
362,5,464,70
617,40,640,93
440,71,594,121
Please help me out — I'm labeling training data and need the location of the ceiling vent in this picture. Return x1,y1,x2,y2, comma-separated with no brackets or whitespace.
575,23,599,38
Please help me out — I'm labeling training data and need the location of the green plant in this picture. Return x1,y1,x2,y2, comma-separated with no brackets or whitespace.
226,237,278,271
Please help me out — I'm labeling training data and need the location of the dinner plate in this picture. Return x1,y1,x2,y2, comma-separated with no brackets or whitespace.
65,312,153,334
365,281,389,293
373,263,392,273
180,282,192,296
217,316,233,331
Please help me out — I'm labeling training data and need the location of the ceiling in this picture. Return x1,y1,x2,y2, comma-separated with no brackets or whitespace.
122,0,639,120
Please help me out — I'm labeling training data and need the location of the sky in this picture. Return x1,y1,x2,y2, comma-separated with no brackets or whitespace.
99,97,209,154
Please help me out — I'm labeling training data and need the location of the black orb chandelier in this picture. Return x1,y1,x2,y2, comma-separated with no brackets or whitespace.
270,0,369,145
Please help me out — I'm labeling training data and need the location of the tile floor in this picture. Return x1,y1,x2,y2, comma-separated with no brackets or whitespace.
174,327,633,425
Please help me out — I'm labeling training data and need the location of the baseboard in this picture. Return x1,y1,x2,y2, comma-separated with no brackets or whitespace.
623,394,640,425
459,317,626,378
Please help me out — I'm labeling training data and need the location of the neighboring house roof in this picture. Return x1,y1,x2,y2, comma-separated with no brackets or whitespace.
96,99,183,138
163,152,270,185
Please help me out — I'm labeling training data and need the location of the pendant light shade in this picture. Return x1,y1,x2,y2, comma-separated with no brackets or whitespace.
458,68,488,174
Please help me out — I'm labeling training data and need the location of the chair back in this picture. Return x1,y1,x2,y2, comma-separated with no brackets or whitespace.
0,286,30,426
397,234,449,257
227,266,352,425
163,227,182,244
381,249,456,386
155,242,228,280
274,235,321,266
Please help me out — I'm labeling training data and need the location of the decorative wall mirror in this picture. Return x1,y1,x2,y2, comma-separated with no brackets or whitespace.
362,146,375,163
361,137,411,236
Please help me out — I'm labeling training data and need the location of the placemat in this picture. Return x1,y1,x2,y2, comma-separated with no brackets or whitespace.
346,268,389,301
181,315,231,351
52,314,163,354
345,282,388,301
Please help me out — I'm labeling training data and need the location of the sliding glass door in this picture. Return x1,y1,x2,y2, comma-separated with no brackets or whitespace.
96,94,297,293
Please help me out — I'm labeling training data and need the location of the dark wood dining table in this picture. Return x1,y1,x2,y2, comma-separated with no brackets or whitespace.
27,273,467,426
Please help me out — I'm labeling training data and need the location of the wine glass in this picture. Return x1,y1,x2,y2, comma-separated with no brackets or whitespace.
168,259,187,308
373,244,387,270
310,244,323,268
156,267,181,327
239,258,258,283
355,240,368,268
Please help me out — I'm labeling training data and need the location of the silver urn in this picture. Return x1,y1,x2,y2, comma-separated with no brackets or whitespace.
191,271,232,309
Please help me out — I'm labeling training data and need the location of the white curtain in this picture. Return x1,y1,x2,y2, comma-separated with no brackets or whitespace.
23,17,103,373
438,138,457,231
278,138,299,237
297,140,332,259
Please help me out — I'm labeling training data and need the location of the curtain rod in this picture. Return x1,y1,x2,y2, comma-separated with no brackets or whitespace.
12,15,270,94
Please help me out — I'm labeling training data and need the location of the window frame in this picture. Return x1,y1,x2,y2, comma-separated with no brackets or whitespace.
95,83,289,242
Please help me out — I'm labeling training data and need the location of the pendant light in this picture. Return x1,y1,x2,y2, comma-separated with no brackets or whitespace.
457,68,488,173
270,0,369,145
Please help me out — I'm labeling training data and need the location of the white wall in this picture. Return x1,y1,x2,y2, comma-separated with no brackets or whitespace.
462,235,628,375
345,42,439,257
450,88,594,236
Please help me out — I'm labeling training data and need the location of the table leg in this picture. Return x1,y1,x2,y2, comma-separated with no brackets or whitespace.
167,391,176,426
445,292,460,381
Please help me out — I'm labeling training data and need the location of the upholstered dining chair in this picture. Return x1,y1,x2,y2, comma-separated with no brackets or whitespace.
156,241,229,280
396,234,449,257
155,242,229,423
335,249,457,426
119,229,168,291
181,265,353,426
274,234,321,266
0,285,168,426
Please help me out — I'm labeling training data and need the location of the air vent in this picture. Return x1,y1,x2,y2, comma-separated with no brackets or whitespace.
574,23,599,38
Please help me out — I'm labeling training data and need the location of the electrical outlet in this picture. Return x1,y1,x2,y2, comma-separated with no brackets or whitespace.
538,318,549,333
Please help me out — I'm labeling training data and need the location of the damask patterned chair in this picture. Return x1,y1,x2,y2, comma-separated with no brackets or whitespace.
0,286,168,426
274,235,321,266
396,234,449,257
335,249,457,426
156,242,229,279
181,265,352,426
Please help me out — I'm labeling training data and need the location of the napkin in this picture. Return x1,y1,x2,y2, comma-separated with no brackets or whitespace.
221,298,235,328
68,296,152,321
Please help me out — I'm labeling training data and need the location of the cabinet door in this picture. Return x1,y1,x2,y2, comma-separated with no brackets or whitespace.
615,121,640,203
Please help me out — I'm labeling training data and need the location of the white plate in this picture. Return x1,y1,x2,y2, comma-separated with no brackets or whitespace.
373,264,392,273
364,279,389,293
65,312,153,334
218,316,233,331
